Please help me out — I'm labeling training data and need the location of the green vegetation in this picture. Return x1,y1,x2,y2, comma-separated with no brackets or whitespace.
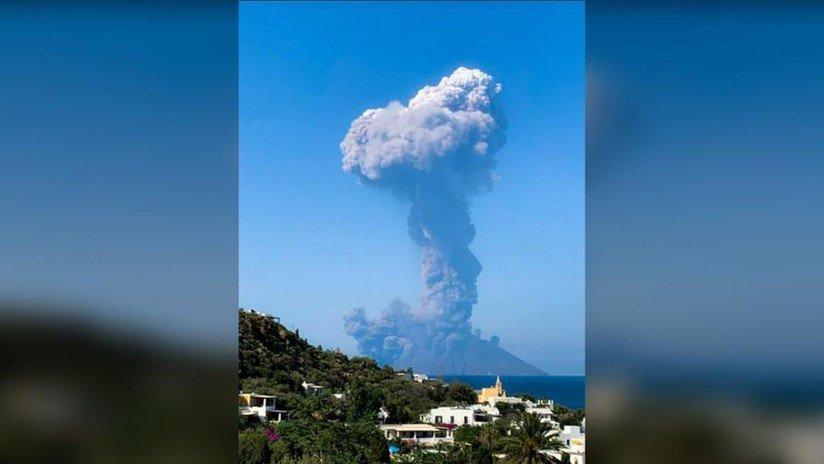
390,412,561,464
453,421,507,464
238,309,583,463
552,404,585,429
239,309,484,463
495,401,526,420
500,413,564,463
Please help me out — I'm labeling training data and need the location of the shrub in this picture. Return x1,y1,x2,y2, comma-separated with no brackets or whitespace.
238,428,271,464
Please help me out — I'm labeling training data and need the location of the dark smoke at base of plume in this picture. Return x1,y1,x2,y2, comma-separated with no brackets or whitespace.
345,300,545,375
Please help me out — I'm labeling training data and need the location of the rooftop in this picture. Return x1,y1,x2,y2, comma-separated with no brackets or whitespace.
239,392,276,399
380,424,441,432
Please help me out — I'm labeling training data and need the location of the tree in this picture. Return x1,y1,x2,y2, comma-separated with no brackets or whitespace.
346,421,391,463
454,424,479,444
467,444,495,464
515,392,537,403
446,382,477,405
496,401,526,419
269,419,388,463
346,378,383,422
452,422,503,464
477,422,506,451
291,393,345,422
379,378,437,423
238,428,271,464
500,413,564,464
553,404,585,428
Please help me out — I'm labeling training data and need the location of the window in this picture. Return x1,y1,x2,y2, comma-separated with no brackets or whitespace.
435,416,442,424
463,416,468,425
450,416,455,424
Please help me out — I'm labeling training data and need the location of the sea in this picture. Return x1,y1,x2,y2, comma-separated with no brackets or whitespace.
438,375,585,410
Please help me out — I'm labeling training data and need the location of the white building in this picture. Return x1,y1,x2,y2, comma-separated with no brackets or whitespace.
421,405,496,427
559,425,586,464
488,396,525,406
238,393,288,422
377,406,390,424
412,373,429,383
240,308,280,323
396,371,430,383
525,401,558,427
301,381,324,395
559,425,585,445
565,441,585,464
379,424,453,446
486,395,552,408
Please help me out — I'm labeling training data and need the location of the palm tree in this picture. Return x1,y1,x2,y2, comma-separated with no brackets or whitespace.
500,413,565,464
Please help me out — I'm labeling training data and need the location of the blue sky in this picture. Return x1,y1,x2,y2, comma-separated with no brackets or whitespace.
240,1,584,374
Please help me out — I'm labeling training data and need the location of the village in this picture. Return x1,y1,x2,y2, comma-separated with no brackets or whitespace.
240,374,585,463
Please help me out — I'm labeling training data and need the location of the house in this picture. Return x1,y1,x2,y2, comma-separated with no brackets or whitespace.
421,405,496,427
525,401,557,426
238,392,288,422
491,396,527,406
559,425,586,464
396,370,429,383
559,425,585,446
240,308,280,324
379,424,453,446
301,381,324,395
565,440,586,464
377,406,390,424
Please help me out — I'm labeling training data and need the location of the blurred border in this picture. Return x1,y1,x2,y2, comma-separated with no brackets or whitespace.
1,2,238,463
587,1,824,463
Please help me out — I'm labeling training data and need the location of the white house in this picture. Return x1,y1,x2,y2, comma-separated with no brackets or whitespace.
377,406,390,424
489,396,525,406
301,381,324,395
412,373,429,383
559,425,585,446
559,425,586,464
378,424,453,446
565,441,586,464
238,393,288,422
421,405,496,427
396,371,430,383
240,308,280,323
525,401,557,427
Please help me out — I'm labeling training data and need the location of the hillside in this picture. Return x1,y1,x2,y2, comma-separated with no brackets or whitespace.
239,309,394,393
238,309,479,423
237,309,566,463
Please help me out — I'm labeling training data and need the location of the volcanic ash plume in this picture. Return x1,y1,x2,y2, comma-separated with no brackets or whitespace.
341,68,543,374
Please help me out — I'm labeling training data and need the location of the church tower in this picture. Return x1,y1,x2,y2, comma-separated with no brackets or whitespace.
478,374,507,404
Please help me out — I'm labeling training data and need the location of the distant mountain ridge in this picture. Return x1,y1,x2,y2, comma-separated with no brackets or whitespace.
394,333,547,376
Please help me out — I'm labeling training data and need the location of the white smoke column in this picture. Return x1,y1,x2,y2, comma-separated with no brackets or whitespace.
341,68,507,369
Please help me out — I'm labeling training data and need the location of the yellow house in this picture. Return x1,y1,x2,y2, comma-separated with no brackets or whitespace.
477,375,507,404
